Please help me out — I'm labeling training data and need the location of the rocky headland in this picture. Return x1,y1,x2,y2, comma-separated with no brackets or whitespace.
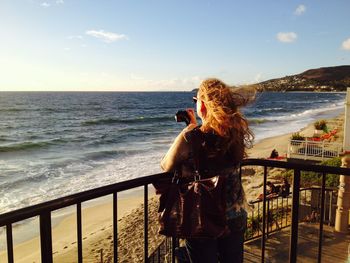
257,65,350,92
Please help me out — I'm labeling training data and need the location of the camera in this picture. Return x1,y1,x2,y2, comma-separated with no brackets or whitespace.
175,110,190,126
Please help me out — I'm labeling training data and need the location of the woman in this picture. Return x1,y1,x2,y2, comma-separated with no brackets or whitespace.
161,78,255,263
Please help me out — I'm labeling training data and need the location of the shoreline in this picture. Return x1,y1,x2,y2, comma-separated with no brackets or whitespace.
0,113,345,262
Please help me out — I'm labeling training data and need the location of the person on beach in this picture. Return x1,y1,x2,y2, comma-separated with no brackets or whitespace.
269,149,279,159
256,181,278,201
161,78,256,263
279,178,291,197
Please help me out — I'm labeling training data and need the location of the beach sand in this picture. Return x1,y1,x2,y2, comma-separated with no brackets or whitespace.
0,114,344,262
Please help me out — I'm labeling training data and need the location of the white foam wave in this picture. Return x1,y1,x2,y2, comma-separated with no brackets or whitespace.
0,148,166,214
263,101,344,122
254,107,284,113
253,104,344,142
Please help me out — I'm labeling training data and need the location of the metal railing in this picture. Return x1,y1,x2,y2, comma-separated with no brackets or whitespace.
243,186,337,242
288,139,343,161
148,237,176,263
245,194,292,241
299,186,338,225
242,159,350,263
0,159,349,263
0,172,173,263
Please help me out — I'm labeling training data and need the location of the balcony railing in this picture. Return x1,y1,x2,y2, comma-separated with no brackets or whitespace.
0,159,349,263
288,139,343,161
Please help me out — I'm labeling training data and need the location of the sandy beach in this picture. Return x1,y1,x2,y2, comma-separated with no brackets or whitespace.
0,114,345,263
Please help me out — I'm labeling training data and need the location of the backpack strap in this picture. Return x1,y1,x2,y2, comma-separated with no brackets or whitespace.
187,127,203,181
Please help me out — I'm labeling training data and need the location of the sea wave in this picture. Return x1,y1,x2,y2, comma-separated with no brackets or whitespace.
0,142,51,153
0,138,67,153
263,102,344,122
0,137,12,142
81,116,173,126
0,108,26,112
248,118,270,124
82,149,142,160
253,107,284,113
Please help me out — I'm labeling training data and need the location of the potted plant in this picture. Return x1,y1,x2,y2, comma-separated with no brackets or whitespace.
291,132,305,142
290,132,305,154
314,120,327,136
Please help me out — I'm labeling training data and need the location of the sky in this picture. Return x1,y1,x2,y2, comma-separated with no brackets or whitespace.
0,0,350,91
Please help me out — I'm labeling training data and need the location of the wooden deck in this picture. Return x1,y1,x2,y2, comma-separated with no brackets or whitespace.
244,223,350,263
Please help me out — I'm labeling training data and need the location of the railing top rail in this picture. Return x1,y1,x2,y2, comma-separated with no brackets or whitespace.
0,172,172,226
300,186,338,191
241,158,350,175
289,139,343,145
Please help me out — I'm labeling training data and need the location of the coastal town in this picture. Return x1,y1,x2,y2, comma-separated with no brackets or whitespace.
257,65,350,92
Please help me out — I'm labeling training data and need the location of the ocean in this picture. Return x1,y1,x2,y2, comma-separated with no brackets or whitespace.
0,91,346,214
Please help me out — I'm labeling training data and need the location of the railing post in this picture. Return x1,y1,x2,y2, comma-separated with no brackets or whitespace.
304,139,308,159
261,166,268,263
317,173,326,263
288,141,291,158
6,224,14,263
281,198,283,228
322,140,325,160
113,192,118,263
77,202,83,263
144,184,149,262
289,169,301,263
276,197,279,229
329,191,333,225
257,202,260,236
40,211,53,263
266,199,270,237
286,197,288,226
171,237,177,263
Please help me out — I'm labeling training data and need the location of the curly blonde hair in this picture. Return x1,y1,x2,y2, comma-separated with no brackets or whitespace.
198,78,255,161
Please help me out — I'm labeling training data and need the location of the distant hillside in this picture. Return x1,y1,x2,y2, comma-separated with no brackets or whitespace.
258,65,350,92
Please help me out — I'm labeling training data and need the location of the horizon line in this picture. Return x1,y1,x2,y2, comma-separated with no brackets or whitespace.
0,90,195,93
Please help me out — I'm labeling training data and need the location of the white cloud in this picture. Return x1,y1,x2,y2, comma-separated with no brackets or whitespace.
67,35,83,40
276,32,297,43
56,0,64,4
85,30,128,43
294,4,306,15
41,2,50,8
341,38,350,50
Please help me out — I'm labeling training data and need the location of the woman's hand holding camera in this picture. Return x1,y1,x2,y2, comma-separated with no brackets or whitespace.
186,108,197,125
186,108,197,130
